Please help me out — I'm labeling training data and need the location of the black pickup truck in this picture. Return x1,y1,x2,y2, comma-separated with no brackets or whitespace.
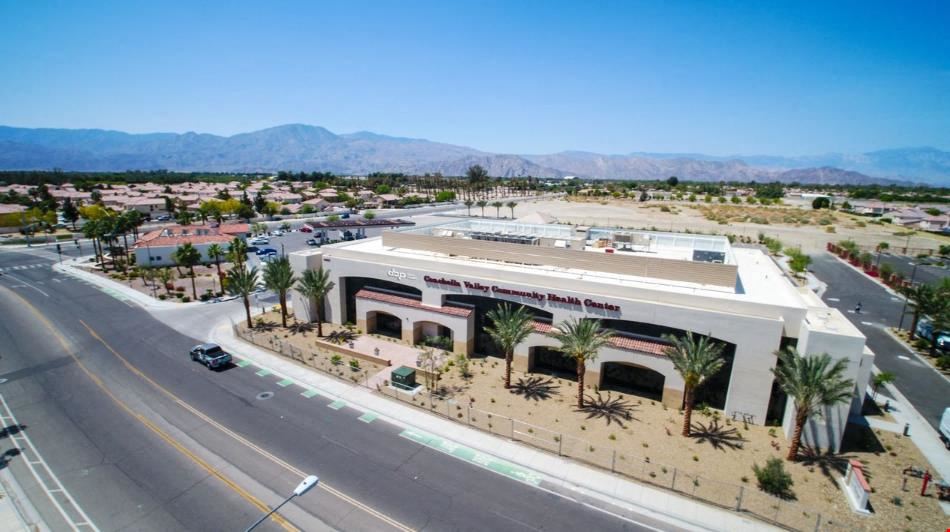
189,343,232,369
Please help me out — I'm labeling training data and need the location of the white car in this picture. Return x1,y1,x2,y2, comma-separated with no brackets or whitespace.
271,230,286,237
250,236,269,245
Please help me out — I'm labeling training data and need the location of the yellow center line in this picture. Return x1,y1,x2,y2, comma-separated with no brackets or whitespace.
77,320,414,532
0,286,296,532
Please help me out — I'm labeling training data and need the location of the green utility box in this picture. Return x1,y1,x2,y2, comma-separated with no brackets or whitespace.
391,366,417,389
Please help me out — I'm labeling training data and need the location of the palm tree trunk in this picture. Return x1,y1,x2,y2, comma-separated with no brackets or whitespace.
243,295,252,328
909,311,920,340
214,259,221,277
189,266,197,299
682,386,694,437
504,350,513,389
316,298,324,337
787,413,807,461
122,234,129,272
576,359,585,408
279,292,287,327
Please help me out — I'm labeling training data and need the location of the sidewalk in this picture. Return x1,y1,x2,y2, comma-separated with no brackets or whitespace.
210,322,777,532
0,468,50,532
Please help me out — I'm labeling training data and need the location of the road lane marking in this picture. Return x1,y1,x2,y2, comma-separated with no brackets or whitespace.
328,400,346,410
358,412,378,423
74,320,412,532
236,359,252,368
0,394,99,531
898,355,910,360
301,389,320,398
255,368,272,377
276,378,294,387
826,297,840,302
399,428,542,486
0,288,298,531
1,272,49,297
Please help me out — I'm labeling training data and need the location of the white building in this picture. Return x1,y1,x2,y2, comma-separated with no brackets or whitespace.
290,219,873,452
133,223,250,267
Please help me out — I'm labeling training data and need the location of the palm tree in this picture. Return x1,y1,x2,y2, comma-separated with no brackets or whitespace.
263,256,297,327
491,201,503,218
206,243,225,277
554,318,613,408
772,348,854,461
903,284,937,340
172,242,202,300
485,303,536,388
227,265,260,329
464,199,474,216
295,268,335,336
506,201,517,219
228,237,248,268
662,333,726,436
82,218,103,266
476,200,488,217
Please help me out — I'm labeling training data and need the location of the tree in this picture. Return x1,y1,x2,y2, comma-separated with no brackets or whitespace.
295,268,335,336
466,165,489,188
554,318,613,408
228,237,248,268
157,267,174,295
871,371,895,401
61,197,80,229
666,176,679,187
662,333,726,436
263,202,281,219
172,242,202,300
811,197,831,209
227,265,260,329
206,243,225,277
485,303,536,389
362,210,376,220
902,284,938,340
263,256,297,328
253,193,267,214
175,209,194,225
464,199,474,216
236,204,256,221
491,201,503,217
772,349,854,461
506,201,517,219
476,200,488,217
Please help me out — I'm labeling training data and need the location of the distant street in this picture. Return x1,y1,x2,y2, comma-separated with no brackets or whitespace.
809,252,950,430
0,247,652,532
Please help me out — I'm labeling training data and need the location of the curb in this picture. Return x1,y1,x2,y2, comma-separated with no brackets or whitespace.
0,468,51,532
880,328,950,386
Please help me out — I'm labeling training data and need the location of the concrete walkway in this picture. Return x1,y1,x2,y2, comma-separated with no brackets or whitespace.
0,468,50,532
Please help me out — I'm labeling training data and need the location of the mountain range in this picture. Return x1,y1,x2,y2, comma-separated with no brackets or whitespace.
0,124,947,186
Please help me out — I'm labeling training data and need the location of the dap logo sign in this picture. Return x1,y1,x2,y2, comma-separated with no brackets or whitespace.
387,269,417,281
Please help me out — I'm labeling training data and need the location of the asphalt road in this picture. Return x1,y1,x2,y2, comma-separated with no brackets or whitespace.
0,248,655,532
808,252,950,431
874,252,949,288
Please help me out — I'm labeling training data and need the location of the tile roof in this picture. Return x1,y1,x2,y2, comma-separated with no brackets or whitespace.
355,289,472,317
135,234,233,247
530,321,669,356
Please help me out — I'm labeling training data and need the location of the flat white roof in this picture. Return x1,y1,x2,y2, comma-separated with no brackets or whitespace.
327,236,805,309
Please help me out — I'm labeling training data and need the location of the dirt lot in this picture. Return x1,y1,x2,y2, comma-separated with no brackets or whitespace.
81,262,230,302
416,358,947,532
509,197,950,254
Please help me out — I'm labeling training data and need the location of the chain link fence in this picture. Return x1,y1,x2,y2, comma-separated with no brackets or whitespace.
237,324,850,531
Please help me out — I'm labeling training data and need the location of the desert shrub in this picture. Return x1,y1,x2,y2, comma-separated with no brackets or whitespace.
331,354,343,365
181,296,191,303
753,458,795,499
825,226,836,233
879,263,894,279
818,217,833,225
158,294,167,300
660,205,671,213
349,358,361,371
937,356,950,371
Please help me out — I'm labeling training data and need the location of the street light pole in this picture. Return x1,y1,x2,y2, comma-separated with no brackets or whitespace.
897,262,919,330
244,475,318,532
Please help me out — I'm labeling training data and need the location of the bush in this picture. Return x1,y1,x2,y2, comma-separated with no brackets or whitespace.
158,294,167,300
330,354,343,365
181,296,191,303
753,458,795,499
937,356,950,371
349,358,361,371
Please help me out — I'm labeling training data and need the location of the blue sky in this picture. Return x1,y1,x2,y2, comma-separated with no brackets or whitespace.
1,1,947,156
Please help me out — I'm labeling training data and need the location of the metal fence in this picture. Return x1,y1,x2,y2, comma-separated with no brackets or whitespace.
236,325,852,531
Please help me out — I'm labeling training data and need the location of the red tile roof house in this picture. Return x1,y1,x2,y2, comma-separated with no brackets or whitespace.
132,223,249,267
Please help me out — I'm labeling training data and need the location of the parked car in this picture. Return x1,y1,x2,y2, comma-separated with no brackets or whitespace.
189,343,232,369
306,238,320,246
246,245,259,253
156,215,171,221
256,247,278,256
341,213,350,219
300,226,313,233
915,318,950,353
271,230,286,237
250,236,269,245
941,408,950,449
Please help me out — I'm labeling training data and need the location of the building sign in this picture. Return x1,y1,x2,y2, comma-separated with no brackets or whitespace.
387,268,417,281
423,275,620,312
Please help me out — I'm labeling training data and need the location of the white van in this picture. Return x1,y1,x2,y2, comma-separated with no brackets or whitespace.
941,408,950,449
